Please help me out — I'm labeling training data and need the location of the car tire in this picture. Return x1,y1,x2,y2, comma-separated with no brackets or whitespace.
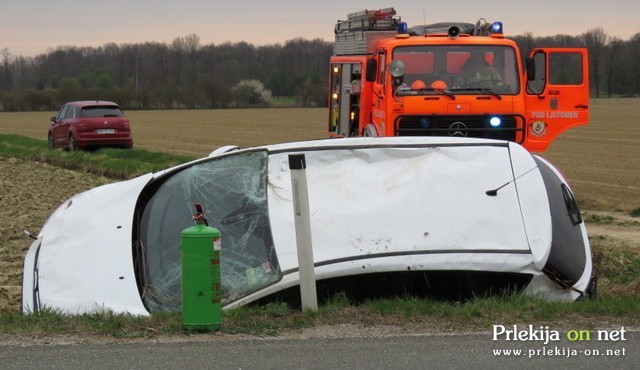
48,134,54,149
68,135,77,151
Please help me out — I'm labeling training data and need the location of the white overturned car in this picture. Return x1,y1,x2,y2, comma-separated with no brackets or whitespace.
22,137,595,315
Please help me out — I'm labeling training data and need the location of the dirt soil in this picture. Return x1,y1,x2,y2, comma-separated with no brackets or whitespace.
1,157,639,313
0,157,110,312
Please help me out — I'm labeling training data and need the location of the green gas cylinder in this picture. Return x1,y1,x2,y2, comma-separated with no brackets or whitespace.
181,204,221,332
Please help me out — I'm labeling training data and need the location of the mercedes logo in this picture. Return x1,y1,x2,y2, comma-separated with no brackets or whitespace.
448,121,468,137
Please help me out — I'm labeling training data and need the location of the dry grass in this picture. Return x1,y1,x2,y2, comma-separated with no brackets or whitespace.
0,100,638,212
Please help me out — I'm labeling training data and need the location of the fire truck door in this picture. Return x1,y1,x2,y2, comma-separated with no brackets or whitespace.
329,63,362,137
524,48,590,152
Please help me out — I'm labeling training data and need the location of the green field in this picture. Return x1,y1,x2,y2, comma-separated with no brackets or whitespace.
0,100,638,212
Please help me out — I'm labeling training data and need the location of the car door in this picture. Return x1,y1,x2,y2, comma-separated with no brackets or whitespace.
524,48,590,152
50,105,68,146
55,105,76,146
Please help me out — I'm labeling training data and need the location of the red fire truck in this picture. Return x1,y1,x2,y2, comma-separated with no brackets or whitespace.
328,8,590,151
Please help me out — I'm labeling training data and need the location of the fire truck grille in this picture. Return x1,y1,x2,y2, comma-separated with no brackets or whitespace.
396,115,523,142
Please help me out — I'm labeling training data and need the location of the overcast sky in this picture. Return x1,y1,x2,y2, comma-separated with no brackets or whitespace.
1,0,637,57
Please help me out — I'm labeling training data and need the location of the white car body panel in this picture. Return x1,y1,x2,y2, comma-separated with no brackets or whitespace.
23,174,153,315
267,144,531,270
22,137,593,315
532,155,593,298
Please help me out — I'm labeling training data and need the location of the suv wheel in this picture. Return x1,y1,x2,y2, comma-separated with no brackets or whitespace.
68,135,77,151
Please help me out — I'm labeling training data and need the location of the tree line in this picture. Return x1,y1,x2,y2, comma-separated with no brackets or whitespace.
0,35,332,111
1,27,639,111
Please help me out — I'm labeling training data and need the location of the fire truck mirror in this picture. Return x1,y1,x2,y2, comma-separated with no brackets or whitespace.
389,60,406,78
366,59,377,82
526,57,536,81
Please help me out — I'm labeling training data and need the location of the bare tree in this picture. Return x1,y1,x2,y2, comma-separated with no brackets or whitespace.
1,48,12,91
183,34,200,84
605,37,623,97
630,33,640,96
171,36,186,86
582,28,608,97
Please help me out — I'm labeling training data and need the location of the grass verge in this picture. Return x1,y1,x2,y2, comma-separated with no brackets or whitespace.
1,295,638,339
0,134,196,179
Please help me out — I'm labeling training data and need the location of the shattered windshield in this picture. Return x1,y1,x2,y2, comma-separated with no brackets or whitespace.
393,45,520,96
136,150,280,312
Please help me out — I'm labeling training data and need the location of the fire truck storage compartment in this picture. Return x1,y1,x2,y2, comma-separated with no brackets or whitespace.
334,31,397,56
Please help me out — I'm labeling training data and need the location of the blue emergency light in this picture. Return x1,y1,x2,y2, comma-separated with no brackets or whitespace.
397,22,408,35
491,22,503,34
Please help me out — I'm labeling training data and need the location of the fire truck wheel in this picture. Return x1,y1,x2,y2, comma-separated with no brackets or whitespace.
363,124,378,137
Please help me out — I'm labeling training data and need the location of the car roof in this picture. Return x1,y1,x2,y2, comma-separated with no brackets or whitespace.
66,100,121,108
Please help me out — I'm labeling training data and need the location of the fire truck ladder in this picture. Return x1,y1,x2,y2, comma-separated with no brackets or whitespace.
334,8,399,34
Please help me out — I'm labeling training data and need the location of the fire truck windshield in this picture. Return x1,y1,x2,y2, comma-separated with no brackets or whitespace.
392,45,520,96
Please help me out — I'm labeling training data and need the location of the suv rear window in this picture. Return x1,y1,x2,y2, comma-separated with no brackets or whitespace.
80,106,124,118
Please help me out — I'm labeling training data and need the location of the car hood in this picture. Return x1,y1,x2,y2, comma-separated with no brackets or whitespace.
23,174,153,315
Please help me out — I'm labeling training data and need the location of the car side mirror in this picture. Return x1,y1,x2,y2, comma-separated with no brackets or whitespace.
366,58,377,82
50,116,57,123
526,57,536,81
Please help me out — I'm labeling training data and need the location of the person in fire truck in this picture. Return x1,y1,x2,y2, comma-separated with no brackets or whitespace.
455,50,505,89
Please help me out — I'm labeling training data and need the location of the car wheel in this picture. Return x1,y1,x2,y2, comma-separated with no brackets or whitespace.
48,134,54,149
68,135,76,151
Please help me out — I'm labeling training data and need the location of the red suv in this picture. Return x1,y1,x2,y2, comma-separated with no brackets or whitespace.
48,101,133,151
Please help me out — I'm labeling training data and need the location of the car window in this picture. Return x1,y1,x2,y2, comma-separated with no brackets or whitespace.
63,106,75,119
56,105,69,121
80,106,124,118
136,150,280,312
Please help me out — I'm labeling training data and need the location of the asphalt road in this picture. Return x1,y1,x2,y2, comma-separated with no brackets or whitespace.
0,331,637,369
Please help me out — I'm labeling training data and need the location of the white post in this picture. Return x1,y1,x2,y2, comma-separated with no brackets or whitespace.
288,154,318,312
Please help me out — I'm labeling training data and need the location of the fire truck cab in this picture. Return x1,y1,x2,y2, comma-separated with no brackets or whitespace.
329,8,590,152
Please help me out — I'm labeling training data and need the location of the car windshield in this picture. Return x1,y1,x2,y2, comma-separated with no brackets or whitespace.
80,106,124,117
136,150,280,312
393,45,520,96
